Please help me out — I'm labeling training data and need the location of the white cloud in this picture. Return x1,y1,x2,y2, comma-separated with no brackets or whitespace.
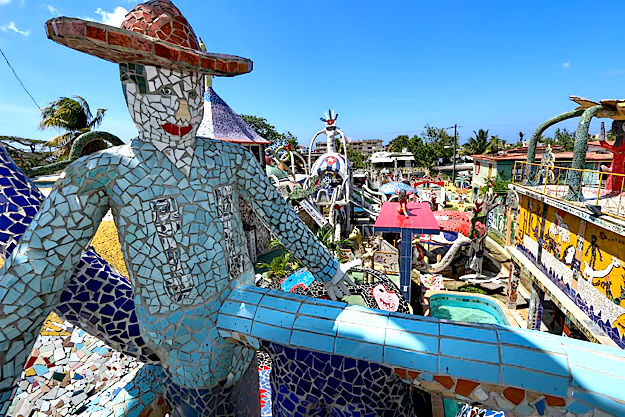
0,0,12,5
0,21,29,36
603,69,625,76
94,6,128,27
562,62,570,69
47,5,60,16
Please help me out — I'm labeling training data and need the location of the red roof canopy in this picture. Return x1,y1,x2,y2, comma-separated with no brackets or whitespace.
374,202,440,234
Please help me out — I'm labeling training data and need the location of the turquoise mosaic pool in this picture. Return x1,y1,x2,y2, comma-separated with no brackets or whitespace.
429,293,510,416
429,293,510,325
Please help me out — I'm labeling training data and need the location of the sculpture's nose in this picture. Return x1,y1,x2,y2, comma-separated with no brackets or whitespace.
175,99,191,123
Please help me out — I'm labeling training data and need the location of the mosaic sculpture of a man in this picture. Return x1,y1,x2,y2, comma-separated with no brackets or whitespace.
0,1,354,415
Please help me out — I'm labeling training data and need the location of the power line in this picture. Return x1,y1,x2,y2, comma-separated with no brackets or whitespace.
0,47,41,110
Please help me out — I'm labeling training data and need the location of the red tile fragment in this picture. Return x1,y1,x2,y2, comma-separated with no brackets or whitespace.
407,371,421,380
455,379,480,397
394,367,408,379
132,36,152,53
434,375,455,390
25,356,37,369
545,395,566,407
108,32,132,48
180,51,199,66
201,57,216,70
227,61,237,73
238,62,250,74
503,387,525,405
65,21,85,37
154,43,179,61
216,60,226,72
85,25,106,42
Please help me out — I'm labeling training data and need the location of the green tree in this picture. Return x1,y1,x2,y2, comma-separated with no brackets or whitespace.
240,114,298,145
387,135,412,152
335,139,365,169
39,96,107,159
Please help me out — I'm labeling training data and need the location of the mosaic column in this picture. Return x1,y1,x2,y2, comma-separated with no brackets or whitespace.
400,229,413,302
527,282,545,331
506,260,521,309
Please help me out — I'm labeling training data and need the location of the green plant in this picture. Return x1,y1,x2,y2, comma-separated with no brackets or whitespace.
256,251,302,281
457,285,487,295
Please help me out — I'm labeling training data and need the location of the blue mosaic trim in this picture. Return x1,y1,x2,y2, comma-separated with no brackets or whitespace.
517,244,625,348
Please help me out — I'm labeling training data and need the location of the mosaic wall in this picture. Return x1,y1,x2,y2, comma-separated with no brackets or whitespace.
515,193,625,347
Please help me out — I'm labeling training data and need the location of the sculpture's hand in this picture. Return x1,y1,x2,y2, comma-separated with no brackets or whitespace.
323,259,361,300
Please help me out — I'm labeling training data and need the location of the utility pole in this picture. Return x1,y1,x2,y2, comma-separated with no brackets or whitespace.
452,124,457,183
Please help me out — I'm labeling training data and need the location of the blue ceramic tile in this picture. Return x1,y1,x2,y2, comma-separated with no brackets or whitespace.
564,344,625,378
497,328,565,354
335,338,383,363
570,365,625,401
299,302,342,319
293,315,338,337
290,330,335,353
337,320,385,345
501,366,568,396
250,321,292,345
383,347,438,373
440,357,499,385
219,300,257,319
565,400,593,414
385,329,438,354
227,288,264,305
440,322,497,343
338,308,389,328
387,315,439,335
215,314,252,334
571,391,625,416
501,345,569,377
259,295,301,314
440,339,498,364
254,306,296,329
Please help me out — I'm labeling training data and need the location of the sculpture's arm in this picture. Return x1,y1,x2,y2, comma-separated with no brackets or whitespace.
236,149,354,298
0,162,109,413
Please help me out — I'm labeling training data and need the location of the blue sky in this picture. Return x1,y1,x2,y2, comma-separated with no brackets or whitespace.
0,0,623,147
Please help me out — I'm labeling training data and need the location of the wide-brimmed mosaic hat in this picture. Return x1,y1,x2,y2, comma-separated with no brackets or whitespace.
45,0,252,77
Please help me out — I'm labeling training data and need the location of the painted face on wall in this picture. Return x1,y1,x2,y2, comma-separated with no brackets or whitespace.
120,63,203,140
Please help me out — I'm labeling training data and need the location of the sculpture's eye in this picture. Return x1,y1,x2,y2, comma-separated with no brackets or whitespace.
160,87,173,97
189,91,198,100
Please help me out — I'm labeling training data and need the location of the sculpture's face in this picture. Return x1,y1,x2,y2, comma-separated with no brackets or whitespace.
120,63,203,140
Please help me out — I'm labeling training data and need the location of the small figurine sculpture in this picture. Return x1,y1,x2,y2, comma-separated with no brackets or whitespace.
397,189,409,217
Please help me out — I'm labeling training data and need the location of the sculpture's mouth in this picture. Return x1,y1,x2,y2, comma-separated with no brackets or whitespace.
162,123,192,137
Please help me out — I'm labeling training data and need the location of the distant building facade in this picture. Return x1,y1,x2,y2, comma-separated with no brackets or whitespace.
314,139,383,156
471,146,612,194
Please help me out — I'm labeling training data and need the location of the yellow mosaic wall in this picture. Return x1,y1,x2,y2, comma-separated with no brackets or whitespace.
516,195,625,340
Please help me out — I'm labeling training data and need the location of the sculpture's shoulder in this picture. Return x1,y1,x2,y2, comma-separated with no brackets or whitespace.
60,142,136,193
198,137,248,155
196,137,252,169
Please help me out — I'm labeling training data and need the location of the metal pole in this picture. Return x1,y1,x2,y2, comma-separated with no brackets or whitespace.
452,124,457,183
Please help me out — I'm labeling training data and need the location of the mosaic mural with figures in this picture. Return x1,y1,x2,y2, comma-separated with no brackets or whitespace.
516,193,625,346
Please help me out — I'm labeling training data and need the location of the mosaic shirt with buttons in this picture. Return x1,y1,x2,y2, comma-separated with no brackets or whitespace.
0,64,339,390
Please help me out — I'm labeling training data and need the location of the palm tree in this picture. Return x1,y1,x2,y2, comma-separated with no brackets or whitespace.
39,96,107,158
462,129,490,155
462,129,506,156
